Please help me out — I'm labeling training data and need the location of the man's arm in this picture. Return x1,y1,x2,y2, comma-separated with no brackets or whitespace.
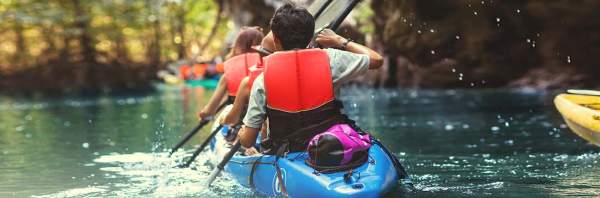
315,29,383,69
238,74,267,148
238,126,260,148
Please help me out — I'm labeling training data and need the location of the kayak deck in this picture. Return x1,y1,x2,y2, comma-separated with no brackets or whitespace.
554,93,600,146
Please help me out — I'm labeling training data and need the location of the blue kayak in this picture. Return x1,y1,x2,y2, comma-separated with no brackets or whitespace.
208,122,407,197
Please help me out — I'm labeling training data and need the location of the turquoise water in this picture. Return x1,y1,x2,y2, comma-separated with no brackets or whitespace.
0,86,599,197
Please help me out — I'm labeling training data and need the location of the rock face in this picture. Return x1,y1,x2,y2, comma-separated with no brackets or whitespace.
369,0,600,89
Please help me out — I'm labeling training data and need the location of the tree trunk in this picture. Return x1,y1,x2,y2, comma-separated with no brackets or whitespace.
148,19,161,67
72,0,96,64
175,7,186,60
13,21,27,65
198,0,224,54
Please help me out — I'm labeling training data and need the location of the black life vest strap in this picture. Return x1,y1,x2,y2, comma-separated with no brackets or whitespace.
226,96,236,105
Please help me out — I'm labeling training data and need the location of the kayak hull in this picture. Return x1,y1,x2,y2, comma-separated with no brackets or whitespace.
554,93,600,146
208,107,400,197
159,72,220,89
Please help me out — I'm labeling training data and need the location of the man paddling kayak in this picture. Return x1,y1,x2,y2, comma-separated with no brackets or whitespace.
237,3,383,160
197,27,264,120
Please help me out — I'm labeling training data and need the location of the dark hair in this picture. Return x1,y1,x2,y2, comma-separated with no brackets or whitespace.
270,3,314,50
227,26,265,58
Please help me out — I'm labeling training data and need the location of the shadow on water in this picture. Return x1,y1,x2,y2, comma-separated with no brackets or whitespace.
0,86,599,197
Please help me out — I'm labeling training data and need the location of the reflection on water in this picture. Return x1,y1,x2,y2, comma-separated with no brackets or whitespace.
0,86,599,197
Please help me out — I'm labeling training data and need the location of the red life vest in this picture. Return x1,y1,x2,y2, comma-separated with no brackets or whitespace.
178,64,192,80
262,49,345,153
224,53,261,96
264,49,334,112
246,61,264,91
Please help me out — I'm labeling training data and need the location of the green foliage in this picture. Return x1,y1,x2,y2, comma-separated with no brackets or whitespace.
354,0,374,34
0,0,229,70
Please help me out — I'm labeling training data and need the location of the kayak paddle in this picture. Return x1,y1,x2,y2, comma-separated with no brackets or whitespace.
168,118,211,157
567,89,600,96
177,124,224,168
168,101,230,157
207,141,242,186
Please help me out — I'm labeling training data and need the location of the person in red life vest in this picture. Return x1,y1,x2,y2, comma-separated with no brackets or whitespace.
237,3,383,155
217,33,275,155
178,64,192,80
197,27,264,120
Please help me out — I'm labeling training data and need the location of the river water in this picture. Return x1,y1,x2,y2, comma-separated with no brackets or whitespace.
0,86,598,197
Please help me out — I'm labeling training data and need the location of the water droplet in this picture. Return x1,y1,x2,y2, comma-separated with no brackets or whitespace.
15,126,24,132
474,11,478,15
456,35,461,39
459,77,463,81
496,17,501,22
459,73,464,77
141,113,148,119
491,126,500,131
82,142,90,149
470,83,475,87
462,124,470,129
567,56,572,63
505,122,510,127
430,50,436,55
417,30,422,34
452,68,456,73
430,29,435,33
526,38,531,43
516,9,521,13
445,124,454,131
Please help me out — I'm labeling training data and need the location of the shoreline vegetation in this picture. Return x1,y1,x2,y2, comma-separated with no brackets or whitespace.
1,0,599,94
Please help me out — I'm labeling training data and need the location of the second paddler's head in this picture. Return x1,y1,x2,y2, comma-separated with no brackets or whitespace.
228,26,265,58
270,2,314,51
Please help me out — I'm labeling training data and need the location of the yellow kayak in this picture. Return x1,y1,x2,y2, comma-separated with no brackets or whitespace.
554,93,600,146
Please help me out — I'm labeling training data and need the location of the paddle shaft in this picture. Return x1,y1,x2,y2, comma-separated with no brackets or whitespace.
207,141,242,186
168,119,210,156
168,101,230,156
180,124,224,168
